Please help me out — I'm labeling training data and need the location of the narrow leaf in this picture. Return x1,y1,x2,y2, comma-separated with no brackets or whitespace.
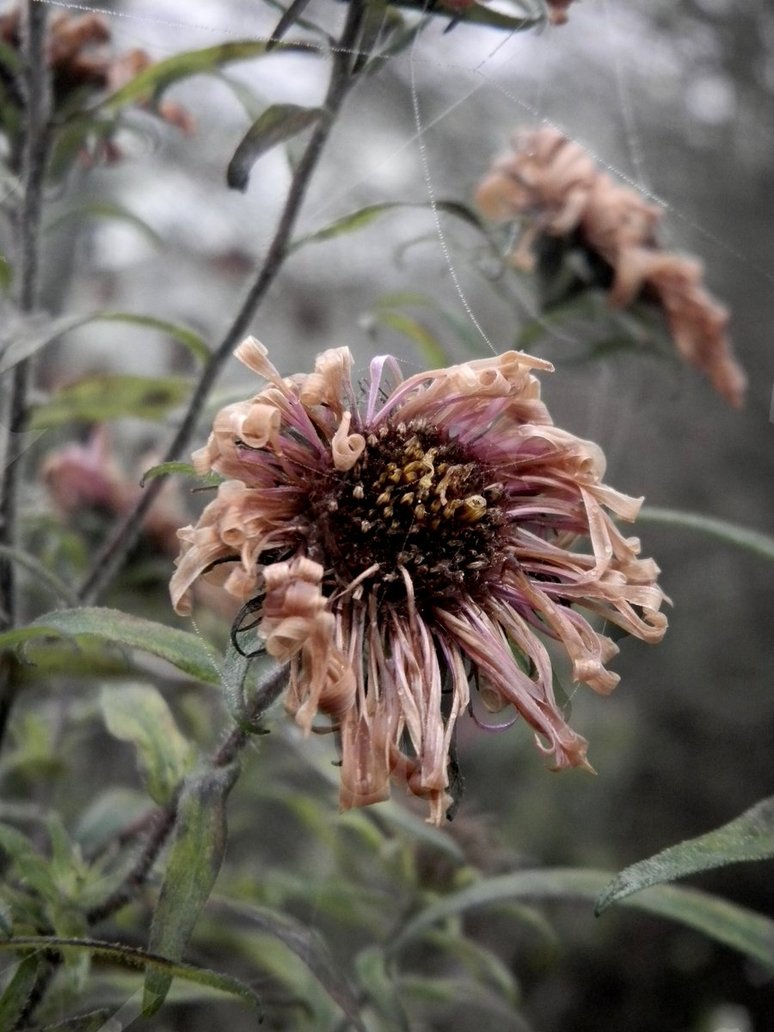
374,311,447,367
100,685,195,805
0,936,261,1016
30,374,191,428
638,507,774,565
291,199,484,251
0,309,208,375
227,104,324,192
596,796,774,913
144,762,239,1014
216,898,366,1030
45,201,164,247
0,608,222,686
0,312,93,374
0,545,78,606
389,868,774,973
94,312,210,364
0,955,40,1029
102,40,316,111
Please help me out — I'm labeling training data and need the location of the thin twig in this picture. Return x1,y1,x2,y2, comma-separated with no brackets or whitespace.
0,1,50,751
75,2,366,606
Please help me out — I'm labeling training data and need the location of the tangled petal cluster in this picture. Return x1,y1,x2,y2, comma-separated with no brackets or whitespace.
475,127,747,407
171,339,667,824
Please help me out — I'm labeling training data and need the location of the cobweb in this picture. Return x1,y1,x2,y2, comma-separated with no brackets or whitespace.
24,1,773,1023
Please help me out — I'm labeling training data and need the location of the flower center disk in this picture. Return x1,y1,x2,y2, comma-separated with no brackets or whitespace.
311,419,504,609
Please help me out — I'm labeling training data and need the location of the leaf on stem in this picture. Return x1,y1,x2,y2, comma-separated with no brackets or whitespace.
102,40,318,112
0,955,40,1030
216,898,367,1030
596,796,774,913
143,762,240,1014
226,104,324,192
0,936,262,1016
100,685,195,806
389,867,774,974
30,374,191,428
0,607,222,686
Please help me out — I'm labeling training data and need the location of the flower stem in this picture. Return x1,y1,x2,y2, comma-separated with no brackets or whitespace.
75,2,367,606
0,0,49,751
638,506,774,564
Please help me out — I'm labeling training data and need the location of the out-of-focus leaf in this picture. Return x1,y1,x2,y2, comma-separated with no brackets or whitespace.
390,868,774,973
267,0,315,46
216,897,366,1030
386,0,545,31
100,685,195,806
227,104,324,191
94,312,210,364
0,608,222,686
0,310,208,375
420,927,521,1002
102,40,317,111
355,945,409,1029
0,545,78,606
0,936,262,1016
291,199,484,250
596,796,774,913
0,822,59,901
0,312,93,374
144,762,239,1014
74,788,150,853
0,955,40,1029
30,374,190,428
638,508,774,565
373,310,447,368
45,201,164,247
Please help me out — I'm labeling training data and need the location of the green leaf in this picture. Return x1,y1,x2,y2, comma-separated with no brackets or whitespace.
0,312,92,374
0,608,222,686
0,545,78,606
0,955,40,1029
221,638,287,732
373,311,447,368
596,796,774,913
0,310,208,374
227,103,324,191
30,374,191,428
100,685,195,805
0,822,59,901
215,898,366,1030
637,507,774,565
291,199,483,251
144,762,240,1014
45,201,164,247
94,312,210,364
102,40,317,111
355,945,410,1029
0,936,262,1017
389,868,774,974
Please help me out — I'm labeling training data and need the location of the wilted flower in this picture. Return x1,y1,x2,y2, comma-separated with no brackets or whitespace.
171,339,666,824
475,127,747,407
0,6,193,164
42,428,186,557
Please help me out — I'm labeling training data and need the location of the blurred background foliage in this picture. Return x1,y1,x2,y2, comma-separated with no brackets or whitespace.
1,0,774,1029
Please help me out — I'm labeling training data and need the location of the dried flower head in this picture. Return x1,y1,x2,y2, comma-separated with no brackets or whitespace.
0,6,193,160
171,339,667,824
475,127,747,407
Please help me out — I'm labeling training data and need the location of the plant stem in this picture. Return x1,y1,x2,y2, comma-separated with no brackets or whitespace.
75,2,366,606
0,0,49,750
